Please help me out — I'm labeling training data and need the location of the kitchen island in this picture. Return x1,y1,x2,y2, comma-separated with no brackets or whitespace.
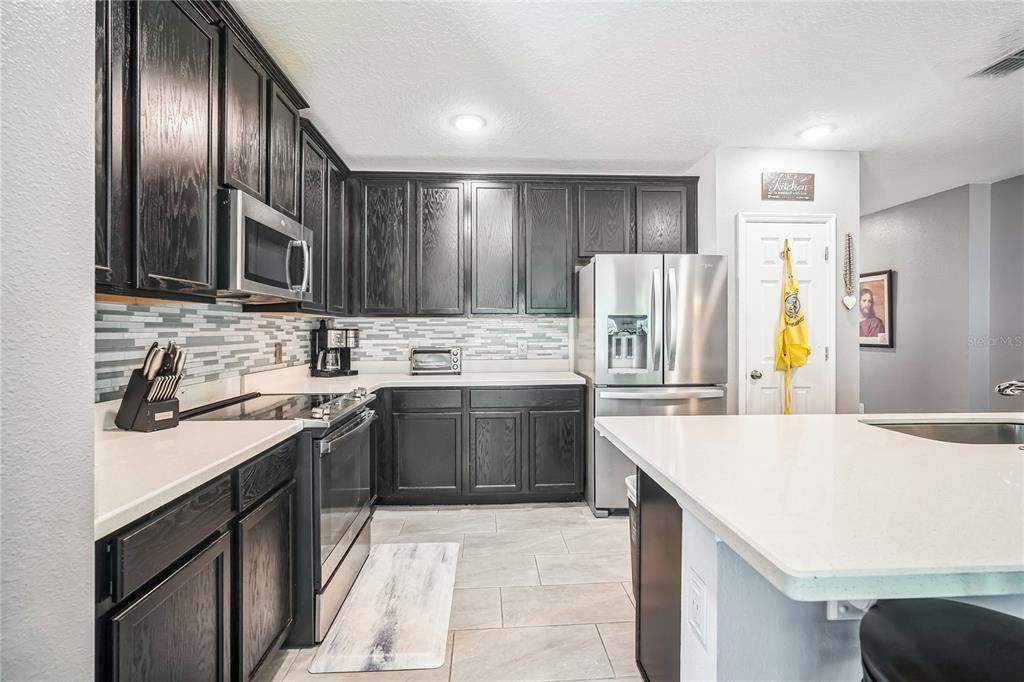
595,413,1024,681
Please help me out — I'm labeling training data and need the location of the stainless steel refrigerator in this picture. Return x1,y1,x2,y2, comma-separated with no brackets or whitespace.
576,254,728,515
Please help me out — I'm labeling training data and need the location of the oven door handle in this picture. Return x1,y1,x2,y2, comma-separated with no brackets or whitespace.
320,411,377,456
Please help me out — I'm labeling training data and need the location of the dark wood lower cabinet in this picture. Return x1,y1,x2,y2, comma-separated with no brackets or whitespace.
380,386,583,504
636,469,682,682
469,411,523,493
98,438,299,682
110,532,232,682
394,412,462,494
236,481,295,681
528,410,582,493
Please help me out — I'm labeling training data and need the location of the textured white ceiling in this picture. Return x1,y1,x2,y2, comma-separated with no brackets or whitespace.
234,1,1024,213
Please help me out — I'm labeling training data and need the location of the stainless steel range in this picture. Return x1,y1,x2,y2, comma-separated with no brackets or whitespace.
184,388,376,644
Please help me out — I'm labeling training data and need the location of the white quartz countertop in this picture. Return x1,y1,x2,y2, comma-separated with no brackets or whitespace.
94,420,302,539
243,369,585,395
94,371,581,540
594,413,1024,601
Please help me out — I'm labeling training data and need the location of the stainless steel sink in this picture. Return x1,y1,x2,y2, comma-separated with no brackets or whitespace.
868,421,1024,445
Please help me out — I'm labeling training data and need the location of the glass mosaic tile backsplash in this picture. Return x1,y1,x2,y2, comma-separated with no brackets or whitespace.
95,301,571,402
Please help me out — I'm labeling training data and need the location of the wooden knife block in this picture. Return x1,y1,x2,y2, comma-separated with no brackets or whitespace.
114,369,180,432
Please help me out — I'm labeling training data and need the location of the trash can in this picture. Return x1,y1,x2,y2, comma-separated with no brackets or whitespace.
626,474,638,602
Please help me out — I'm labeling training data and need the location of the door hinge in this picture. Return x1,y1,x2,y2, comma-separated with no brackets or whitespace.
824,246,830,261
825,346,830,361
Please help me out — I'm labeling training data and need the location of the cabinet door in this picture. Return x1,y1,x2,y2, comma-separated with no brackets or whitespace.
236,481,295,681
362,180,410,315
415,181,465,315
636,470,682,682
110,532,231,682
524,183,574,314
220,30,266,200
393,412,461,493
579,184,633,257
636,184,691,254
528,410,582,493
469,411,522,493
95,0,130,287
471,182,520,314
300,131,327,312
134,0,219,295
267,84,300,221
325,161,349,315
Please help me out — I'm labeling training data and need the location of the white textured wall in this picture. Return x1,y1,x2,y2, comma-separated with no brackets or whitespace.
1,0,95,677
690,148,862,414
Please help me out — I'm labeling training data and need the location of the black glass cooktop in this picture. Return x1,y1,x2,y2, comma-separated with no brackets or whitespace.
186,393,344,422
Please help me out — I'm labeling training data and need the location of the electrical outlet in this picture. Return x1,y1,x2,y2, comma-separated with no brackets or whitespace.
687,569,708,649
516,340,529,355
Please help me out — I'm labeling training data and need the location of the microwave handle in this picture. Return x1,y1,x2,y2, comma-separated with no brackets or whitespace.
300,239,311,293
285,240,300,292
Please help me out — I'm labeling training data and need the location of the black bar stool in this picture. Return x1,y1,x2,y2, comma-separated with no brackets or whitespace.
859,598,1024,682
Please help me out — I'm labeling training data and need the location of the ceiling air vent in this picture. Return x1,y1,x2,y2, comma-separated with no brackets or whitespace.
969,47,1024,78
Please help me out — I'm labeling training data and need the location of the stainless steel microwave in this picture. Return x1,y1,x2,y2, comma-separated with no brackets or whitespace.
409,347,462,375
216,188,314,303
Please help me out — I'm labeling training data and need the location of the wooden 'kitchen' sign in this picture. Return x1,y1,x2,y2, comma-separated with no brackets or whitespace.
762,172,815,201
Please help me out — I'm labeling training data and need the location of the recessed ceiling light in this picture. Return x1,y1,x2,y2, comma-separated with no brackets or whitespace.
799,124,836,141
451,114,486,132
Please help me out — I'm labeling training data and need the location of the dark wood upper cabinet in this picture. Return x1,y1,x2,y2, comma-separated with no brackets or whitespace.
267,84,301,221
579,184,633,257
236,481,295,681
524,183,575,314
326,161,349,315
133,0,219,295
110,532,231,682
95,0,130,287
471,182,520,314
637,184,692,254
220,30,267,200
362,180,410,315
300,127,327,312
415,181,465,315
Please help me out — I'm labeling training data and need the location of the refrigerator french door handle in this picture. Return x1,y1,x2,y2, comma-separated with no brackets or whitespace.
651,268,662,371
667,267,678,370
598,388,725,400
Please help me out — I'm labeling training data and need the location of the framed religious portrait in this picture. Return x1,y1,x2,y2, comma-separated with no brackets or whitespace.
859,270,894,348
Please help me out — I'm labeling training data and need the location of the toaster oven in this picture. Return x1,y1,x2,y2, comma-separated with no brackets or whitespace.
409,347,461,375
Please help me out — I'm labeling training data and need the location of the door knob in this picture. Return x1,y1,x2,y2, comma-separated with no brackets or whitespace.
750,370,763,380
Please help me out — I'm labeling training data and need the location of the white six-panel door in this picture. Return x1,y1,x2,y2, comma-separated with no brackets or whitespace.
737,213,837,414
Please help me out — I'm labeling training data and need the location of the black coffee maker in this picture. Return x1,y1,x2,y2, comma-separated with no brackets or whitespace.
310,320,359,377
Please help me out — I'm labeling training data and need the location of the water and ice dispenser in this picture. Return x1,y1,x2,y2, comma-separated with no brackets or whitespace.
607,315,649,371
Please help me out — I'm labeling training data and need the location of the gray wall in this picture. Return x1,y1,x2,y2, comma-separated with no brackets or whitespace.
990,175,1024,411
1,0,95,677
860,186,972,412
861,177,1023,414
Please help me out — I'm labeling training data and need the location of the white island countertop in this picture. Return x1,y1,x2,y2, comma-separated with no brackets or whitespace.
95,420,302,539
595,413,1024,601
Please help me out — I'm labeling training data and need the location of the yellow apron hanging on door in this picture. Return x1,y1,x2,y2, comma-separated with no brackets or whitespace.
775,239,810,414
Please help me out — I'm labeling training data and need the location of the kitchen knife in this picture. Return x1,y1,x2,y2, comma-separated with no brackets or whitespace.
141,342,160,378
146,348,166,381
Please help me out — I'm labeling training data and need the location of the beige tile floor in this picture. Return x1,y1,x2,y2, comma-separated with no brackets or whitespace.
262,503,641,682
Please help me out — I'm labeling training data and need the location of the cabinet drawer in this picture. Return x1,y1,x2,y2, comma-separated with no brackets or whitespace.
112,474,233,601
470,387,581,409
236,437,297,511
393,389,463,411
